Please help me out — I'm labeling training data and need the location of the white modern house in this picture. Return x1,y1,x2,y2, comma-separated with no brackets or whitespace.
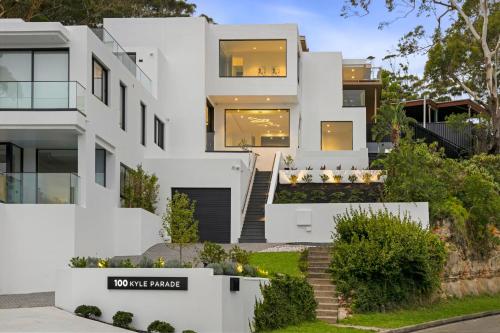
0,17,426,295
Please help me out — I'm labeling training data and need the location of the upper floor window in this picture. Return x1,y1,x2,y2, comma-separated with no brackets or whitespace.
154,116,165,149
321,121,353,151
95,148,106,187
140,102,146,146
225,109,290,147
219,40,287,77
92,58,108,104
119,82,126,130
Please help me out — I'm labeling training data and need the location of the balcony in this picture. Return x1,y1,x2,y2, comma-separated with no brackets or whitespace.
343,65,381,84
343,90,365,107
0,173,79,204
92,28,152,92
0,81,85,113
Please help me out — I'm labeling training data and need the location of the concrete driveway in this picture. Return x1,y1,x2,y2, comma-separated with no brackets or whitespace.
0,307,130,332
417,315,500,333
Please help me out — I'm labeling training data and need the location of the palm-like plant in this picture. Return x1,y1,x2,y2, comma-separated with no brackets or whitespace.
371,103,415,147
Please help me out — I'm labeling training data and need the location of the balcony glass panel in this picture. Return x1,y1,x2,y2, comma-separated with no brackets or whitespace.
343,65,381,82
219,40,287,77
0,173,79,204
343,90,366,107
225,109,290,147
0,81,85,112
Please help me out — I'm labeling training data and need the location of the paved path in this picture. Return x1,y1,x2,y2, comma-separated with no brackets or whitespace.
0,293,54,309
0,307,130,332
416,314,500,333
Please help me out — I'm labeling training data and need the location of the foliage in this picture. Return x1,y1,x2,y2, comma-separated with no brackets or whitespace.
361,173,372,184
198,242,227,265
298,249,309,273
289,174,298,186
138,256,154,268
331,210,446,312
116,259,135,268
348,174,358,183
147,320,175,333
0,0,211,27
69,257,87,268
123,165,159,213
371,103,414,146
380,69,422,104
206,263,224,275
182,331,197,333
228,245,251,265
466,153,500,185
333,174,343,183
162,191,199,264
301,173,313,183
329,191,346,203
375,139,500,257
309,189,327,202
74,305,101,318
153,257,165,268
283,155,294,169
320,174,330,183
340,294,500,329
274,190,307,204
112,311,133,329
253,275,317,332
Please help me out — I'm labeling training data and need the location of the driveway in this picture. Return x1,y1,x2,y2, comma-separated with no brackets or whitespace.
416,314,500,333
0,307,130,332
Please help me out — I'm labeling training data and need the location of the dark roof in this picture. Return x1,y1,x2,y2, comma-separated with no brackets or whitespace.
404,99,485,114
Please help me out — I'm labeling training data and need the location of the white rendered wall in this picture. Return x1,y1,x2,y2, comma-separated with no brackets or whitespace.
55,268,266,333
265,202,429,243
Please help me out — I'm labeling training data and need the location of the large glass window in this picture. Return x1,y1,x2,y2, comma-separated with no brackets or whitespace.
343,90,365,107
321,122,353,151
37,150,78,173
154,116,165,149
225,109,290,147
92,58,108,104
95,148,106,187
219,40,287,77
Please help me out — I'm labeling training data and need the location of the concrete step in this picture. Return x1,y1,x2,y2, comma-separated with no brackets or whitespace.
307,278,331,285
317,316,337,324
307,272,330,279
311,284,336,292
308,263,330,269
316,309,338,317
317,302,339,311
308,267,329,274
315,296,336,304
314,290,336,298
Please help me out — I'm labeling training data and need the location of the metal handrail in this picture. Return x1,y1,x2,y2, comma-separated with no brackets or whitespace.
266,151,282,205
241,152,257,213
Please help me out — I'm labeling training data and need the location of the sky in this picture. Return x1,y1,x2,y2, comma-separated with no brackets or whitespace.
194,0,439,76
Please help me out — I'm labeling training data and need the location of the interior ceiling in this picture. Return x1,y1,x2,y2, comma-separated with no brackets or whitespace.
226,109,289,137
209,95,297,104
220,40,286,53
0,129,78,148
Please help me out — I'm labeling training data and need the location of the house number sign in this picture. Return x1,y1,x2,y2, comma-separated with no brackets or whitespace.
107,276,188,290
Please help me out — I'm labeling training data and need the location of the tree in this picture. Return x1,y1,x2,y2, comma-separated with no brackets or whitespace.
380,69,422,104
342,0,500,152
371,103,415,146
162,191,198,264
0,0,211,27
123,165,159,214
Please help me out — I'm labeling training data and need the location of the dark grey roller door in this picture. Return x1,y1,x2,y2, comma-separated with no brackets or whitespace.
171,188,231,243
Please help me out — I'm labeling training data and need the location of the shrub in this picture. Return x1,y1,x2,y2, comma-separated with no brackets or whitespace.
153,257,165,268
112,311,133,329
222,262,237,275
122,164,159,213
362,172,372,184
138,256,154,268
198,242,227,265
320,174,329,183
348,174,358,183
333,174,343,183
74,305,101,318
165,259,183,268
274,190,307,204
309,189,327,202
253,275,317,332
298,248,309,273
86,257,99,268
229,245,251,265
243,264,258,277
118,259,135,268
289,174,298,186
182,330,196,333
69,257,87,268
301,173,313,183
207,263,223,275
330,210,446,312
329,191,346,203
147,320,175,333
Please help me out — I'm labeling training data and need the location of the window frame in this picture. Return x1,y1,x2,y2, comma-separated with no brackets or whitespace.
92,56,109,105
140,102,146,146
218,39,288,78
119,162,132,203
119,82,126,130
154,116,165,149
95,148,106,187
320,121,354,151
224,109,291,148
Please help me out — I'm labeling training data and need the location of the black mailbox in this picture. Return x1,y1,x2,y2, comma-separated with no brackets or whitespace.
230,277,240,292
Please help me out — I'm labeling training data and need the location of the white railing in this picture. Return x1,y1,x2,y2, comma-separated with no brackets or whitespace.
241,152,257,213
266,151,282,205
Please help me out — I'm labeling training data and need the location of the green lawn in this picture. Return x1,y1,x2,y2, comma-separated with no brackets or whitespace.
341,294,500,328
263,321,369,333
248,252,302,277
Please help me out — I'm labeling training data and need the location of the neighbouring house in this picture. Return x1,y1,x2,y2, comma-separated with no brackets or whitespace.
0,17,428,294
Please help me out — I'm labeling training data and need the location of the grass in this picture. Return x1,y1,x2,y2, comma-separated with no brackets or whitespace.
340,293,500,328
248,251,302,277
263,321,369,333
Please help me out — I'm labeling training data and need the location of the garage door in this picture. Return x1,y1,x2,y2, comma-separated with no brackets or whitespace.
171,188,231,243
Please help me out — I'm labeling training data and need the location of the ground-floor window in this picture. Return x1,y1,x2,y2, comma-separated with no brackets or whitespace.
95,148,106,187
120,163,132,206
225,109,290,147
321,121,353,151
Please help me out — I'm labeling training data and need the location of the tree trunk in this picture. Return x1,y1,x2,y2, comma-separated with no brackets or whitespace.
490,99,500,154
392,127,400,147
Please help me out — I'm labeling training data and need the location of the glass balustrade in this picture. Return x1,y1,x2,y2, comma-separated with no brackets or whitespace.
0,173,79,204
343,65,381,82
0,81,85,113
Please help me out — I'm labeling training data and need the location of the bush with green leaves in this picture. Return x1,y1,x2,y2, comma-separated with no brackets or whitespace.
138,256,154,268
69,257,87,268
274,190,307,203
207,263,224,275
147,320,175,333
253,274,317,332
228,245,251,265
298,248,309,273
330,209,446,312
74,305,101,318
122,164,159,213
112,311,133,329
182,330,196,333
198,242,227,265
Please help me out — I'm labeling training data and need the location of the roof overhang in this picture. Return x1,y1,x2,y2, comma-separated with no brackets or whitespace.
0,21,70,45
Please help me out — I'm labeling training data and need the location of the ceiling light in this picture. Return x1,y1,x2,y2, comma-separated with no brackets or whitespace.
327,124,330,127
327,130,331,133
253,47,257,50
267,130,270,133
351,76,355,79
277,124,280,127
279,46,283,50
351,69,355,72
279,130,282,133
237,109,240,112
234,97,238,101
266,97,271,101
279,115,283,118
240,115,244,119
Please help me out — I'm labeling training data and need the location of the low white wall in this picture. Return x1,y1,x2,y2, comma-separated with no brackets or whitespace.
279,170,384,184
0,205,77,294
265,202,429,243
114,209,164,256
55,268,267,333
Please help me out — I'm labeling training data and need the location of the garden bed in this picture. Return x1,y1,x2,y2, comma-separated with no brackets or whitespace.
274,183,383,204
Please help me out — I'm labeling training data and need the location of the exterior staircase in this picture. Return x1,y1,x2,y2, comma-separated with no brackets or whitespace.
307,246,338,324
238,171,271,243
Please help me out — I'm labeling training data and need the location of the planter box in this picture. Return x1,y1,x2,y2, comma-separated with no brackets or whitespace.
265,202,429,243
55,268,267,333
279,170,385,184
